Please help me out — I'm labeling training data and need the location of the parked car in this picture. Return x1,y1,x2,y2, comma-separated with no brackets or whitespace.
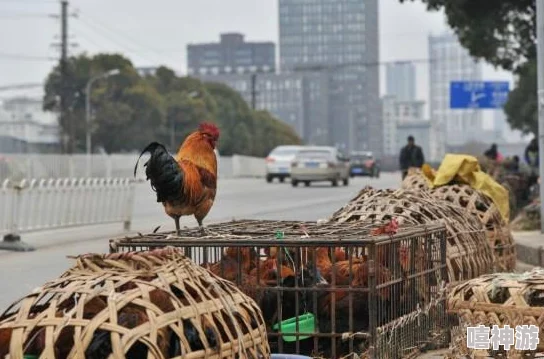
265,145,304,183
290,146,350,187
350,151,380,178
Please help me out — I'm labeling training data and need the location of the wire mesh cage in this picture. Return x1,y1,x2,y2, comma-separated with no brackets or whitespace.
0,247,270,359
109,219,449,359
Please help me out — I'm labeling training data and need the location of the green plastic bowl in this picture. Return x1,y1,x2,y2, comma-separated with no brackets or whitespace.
272,313,315,342
24,356,39,359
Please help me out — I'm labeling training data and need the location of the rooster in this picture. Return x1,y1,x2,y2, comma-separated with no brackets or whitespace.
135,122,220,236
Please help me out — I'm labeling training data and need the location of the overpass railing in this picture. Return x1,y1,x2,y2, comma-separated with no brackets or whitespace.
0,178,136,252
0,154,268,181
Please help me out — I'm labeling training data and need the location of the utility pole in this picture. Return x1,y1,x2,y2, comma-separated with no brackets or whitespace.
250,73,257,110
50,1,77,154
60,0,70,153
537,0,544,233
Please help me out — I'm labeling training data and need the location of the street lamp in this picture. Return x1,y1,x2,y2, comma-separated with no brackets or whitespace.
85,68,120,177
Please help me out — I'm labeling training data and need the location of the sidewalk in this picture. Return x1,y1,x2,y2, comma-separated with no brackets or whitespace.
0,218,173,255
513,230,544,267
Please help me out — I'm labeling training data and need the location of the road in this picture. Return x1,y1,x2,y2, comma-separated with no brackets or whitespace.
0,173,400,310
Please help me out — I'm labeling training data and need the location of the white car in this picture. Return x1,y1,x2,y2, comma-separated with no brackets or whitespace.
265,145,304,183
290,146,350,187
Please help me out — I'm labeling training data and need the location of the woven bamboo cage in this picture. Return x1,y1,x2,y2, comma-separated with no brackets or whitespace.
448,269,544,358
429,184,516,272
0,247,270,359
329,187,493,283
401,168,430,191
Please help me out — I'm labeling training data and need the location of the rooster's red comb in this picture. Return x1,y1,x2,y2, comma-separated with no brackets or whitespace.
198,122,220,139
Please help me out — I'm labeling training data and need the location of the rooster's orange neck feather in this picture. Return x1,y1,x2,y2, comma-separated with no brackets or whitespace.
175,132,217,175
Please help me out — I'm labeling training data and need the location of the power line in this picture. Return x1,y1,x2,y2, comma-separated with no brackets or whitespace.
0,0,56,3
0,51,55,61
0,83,43,92
71,24,111,50
77,14,182,65
75,17,161,65
0,11,51,18
76,17,158,63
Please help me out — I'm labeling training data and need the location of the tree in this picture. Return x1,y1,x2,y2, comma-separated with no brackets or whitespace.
251,110,303,157
503,61,537,135
203,81,302,156
144,68,218,151
399,0,535,71
399,0,536,134
43,52,301,155
43,53,141,152
204,82,255,155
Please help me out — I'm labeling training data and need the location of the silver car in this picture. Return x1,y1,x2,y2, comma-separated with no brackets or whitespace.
265,145,304,183
290,146,350,187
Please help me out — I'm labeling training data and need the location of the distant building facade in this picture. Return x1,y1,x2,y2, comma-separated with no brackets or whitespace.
492,110,508,142
187,33,275,76
386,61,416,101
196,73,330,145
0,97,59,153
278,0,381,155
382,95,428,156
429,32,483,161
135,67,159,77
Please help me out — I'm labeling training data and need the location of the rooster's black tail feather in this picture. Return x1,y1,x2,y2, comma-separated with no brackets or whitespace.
135,142,183,203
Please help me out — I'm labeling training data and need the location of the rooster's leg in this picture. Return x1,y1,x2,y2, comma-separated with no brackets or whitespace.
197,219,206,236
174,216,181,236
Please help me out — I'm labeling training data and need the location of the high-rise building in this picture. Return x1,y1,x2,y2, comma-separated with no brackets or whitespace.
428,32,483,161
493,110,508,141
382,95,428,156
386,61,416,101
187,33,275,76
278,0,381,155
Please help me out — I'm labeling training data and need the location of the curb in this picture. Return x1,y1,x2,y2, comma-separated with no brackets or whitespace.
516,242,544,267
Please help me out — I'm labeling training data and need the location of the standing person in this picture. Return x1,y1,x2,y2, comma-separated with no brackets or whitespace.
399,135,425,180
525,138,539,168
484,143,499,161
525,138,539,187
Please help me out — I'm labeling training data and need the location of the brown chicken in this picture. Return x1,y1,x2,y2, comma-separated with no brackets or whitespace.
7,296,108,358
250,257,295,283
207,247,258,281
135,122,220,235
334,247,346,262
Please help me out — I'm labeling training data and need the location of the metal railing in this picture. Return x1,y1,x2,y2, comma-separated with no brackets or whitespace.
0,153,269,180
0,178,136,251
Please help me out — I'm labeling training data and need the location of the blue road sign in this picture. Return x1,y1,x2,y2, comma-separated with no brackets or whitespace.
450,81,510,109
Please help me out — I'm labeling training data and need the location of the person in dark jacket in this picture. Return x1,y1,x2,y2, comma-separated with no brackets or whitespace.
525,138,539,188
484,143,498,160
399,135,425,180
525,138,539,168
505,155,520,173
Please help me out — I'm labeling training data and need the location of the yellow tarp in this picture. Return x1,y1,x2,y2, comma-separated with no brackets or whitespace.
421,154,510,222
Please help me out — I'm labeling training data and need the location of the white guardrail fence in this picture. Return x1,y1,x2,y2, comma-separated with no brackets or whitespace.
0,153,266,181
0,153,266,252
0,178,136,252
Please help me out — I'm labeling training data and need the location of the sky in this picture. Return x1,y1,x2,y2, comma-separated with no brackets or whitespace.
0,0,520,137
